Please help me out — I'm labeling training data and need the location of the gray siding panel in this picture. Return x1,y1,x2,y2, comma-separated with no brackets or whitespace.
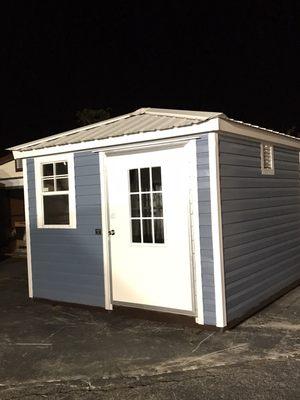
27,152,105,307
220,134,300,323
196,135,216,325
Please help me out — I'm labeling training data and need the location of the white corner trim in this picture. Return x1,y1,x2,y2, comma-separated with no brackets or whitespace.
187,140,204,325
22,159,33,298
99,152,113,310
208,132,227,328
34,153,77,229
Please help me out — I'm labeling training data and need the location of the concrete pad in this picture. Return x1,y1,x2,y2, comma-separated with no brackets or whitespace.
0,258,299,399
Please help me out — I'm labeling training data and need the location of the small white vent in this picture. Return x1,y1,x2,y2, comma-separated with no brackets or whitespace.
261,143,274,175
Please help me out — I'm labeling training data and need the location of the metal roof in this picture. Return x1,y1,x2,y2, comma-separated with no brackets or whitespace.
10,108,224,151
8,107,300,153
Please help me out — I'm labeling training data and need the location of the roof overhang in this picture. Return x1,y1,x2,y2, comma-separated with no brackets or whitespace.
219,118,300,148
12,118,220,159
11,116,300,160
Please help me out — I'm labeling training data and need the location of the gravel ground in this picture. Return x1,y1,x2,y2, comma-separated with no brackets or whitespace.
0,258,299,399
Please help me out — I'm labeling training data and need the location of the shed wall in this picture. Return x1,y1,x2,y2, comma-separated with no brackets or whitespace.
219,134,300,323
196,135,216,325
27,152,105,306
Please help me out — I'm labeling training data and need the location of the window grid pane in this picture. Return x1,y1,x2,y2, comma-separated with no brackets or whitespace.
140,168,150,192
132,220,141,243
55,161,68,175
43,195,69,225
130,169,139,192
56,178,69,191
142,219,153,243
154,219,164,243
43,163,54,177
130,194,140,217
129,167,164,244
43,179,55,192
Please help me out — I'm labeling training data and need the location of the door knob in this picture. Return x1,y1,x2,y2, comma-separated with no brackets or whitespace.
108,230,115,236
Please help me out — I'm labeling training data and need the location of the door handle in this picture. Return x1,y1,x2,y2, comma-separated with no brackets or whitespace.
108,230,115,236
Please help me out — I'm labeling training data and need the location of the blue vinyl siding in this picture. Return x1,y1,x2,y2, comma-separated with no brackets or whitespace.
27,152,105,307
196,135,216,325
219,134,300,323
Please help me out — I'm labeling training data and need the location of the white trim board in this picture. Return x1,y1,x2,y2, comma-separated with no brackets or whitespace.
100,140,199,318
99,152,113,310
208,132,227,328
187,139,204,325
22,159,33,298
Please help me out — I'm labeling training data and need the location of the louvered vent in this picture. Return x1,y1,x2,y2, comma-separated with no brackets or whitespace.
263,144,272,169
261,143,274,174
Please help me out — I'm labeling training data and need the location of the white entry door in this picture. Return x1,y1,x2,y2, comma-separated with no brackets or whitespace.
106,144,195,314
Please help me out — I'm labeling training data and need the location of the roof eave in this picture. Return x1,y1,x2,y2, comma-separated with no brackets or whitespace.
7,109,142,152
12,118,220,159
219,117,300,147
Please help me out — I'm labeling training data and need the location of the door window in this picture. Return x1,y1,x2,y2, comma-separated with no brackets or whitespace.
129,167,164,244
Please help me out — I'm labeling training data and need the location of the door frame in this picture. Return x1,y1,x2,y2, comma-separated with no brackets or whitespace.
98,138,204,322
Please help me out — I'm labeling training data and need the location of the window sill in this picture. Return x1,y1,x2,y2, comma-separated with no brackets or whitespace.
37,224,77,229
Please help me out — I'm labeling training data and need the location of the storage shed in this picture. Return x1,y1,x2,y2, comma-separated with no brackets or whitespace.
10,108,300,327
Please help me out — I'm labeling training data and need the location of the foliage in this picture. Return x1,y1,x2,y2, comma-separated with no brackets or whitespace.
76,108,111,126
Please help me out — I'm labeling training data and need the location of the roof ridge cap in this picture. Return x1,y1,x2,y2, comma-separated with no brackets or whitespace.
131,107,151,115
144,109,223,120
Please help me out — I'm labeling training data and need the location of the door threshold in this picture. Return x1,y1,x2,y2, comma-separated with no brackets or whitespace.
112,300,196,317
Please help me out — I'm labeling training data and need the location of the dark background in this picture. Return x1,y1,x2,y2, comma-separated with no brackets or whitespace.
1,1,299,155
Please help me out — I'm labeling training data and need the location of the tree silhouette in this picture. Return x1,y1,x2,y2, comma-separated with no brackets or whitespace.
286,126,300,138
76,108,111,126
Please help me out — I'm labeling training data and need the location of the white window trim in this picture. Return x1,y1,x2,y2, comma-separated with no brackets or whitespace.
261,143,275,175
34,153,77,229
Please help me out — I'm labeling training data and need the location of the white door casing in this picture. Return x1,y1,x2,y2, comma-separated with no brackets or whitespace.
105,144,196,315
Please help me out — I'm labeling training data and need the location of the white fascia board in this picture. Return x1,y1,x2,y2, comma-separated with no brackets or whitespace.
219,118,300,149
13,118,220,159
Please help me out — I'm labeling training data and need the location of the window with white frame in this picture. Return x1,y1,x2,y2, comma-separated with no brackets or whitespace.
261,143,274,175
35,154,76,228
129,167,164,244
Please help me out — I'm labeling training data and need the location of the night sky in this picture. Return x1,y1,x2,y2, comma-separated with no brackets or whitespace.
1,1,299,155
